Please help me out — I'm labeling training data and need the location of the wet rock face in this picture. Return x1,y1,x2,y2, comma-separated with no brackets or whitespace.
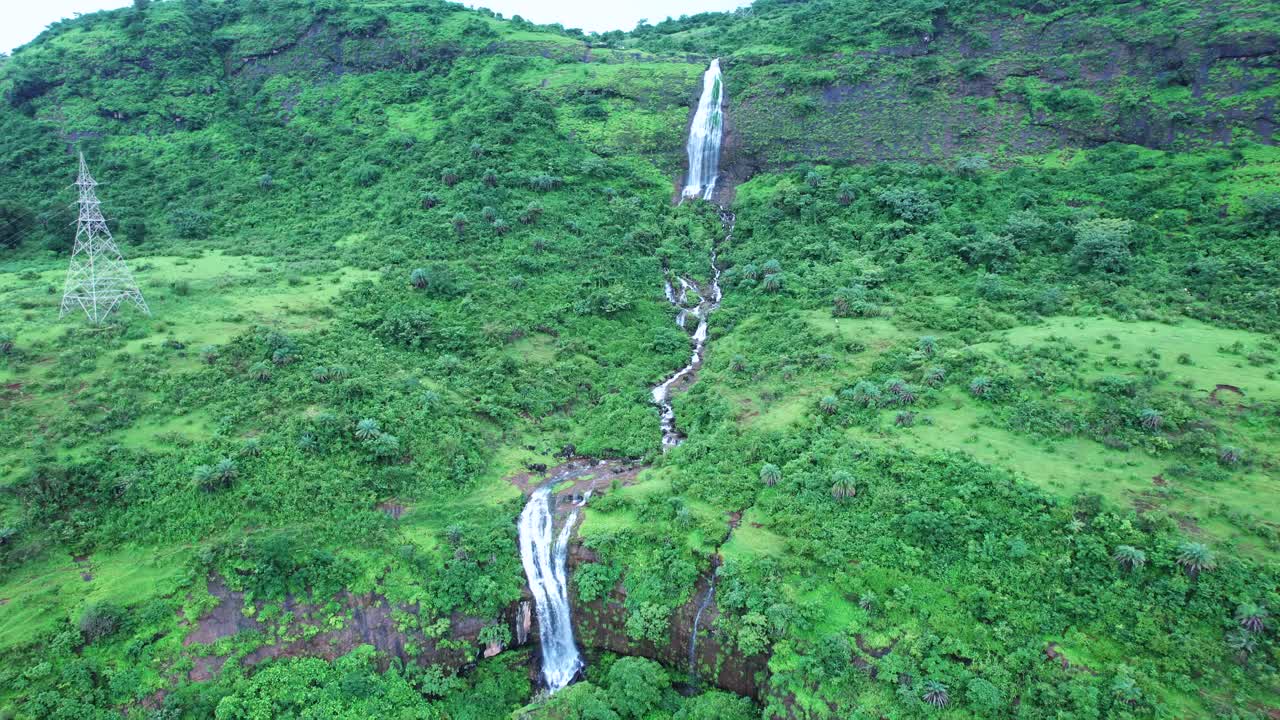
184,575,535,681
565,551,769,699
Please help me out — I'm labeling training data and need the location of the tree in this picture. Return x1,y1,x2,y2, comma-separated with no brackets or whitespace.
355,418,381,441
1113,545,1146,572
762,273,783,293
606,657,669,720
830,470,856,500
818,395,838,414
1070,218,1133,274
0,200,33,249
922,680,949,708
760,463,781,486
1175,541,1215,578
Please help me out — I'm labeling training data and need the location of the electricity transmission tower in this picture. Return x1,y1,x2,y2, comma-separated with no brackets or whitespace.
59,152,150,324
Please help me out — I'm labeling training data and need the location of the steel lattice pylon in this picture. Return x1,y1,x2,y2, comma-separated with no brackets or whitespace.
59,152,150,325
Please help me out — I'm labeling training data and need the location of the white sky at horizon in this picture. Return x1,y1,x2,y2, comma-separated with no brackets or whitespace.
1,0,749,54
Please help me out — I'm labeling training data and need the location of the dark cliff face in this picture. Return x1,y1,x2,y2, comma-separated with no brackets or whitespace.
565,542,769,698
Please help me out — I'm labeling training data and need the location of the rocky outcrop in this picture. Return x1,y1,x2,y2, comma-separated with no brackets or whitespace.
184,574,535,681
566,546,769,699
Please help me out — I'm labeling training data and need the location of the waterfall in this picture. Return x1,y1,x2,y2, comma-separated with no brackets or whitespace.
681,59,724,201
518,485,583,692
688,568,718,683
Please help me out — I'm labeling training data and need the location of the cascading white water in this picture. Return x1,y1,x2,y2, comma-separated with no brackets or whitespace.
651,231,726,449
518,485,583,692
681,59,724,201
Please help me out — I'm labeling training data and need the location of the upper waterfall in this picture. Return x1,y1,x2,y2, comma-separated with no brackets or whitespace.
681,59,724,201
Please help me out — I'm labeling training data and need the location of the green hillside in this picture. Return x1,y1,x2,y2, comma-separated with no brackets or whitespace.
0,0,1276,718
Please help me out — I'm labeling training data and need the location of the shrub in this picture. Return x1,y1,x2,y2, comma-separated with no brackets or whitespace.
78,602,123,643
350,163,381,187
875,186,940,223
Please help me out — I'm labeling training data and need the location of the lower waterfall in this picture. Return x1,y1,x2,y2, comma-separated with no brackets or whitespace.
518,485,583,692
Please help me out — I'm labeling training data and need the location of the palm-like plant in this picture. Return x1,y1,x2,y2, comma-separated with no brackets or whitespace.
482,168,498,187
371,433,401,459
922,680,949,708
410,268,429,289
297,432,319,453
819,395,839,415
837,183,855,206
214,458,238,483
329,365,350,382
1113,545,1146,572
469,141,485,158
923,366,946,387
0,332,12,354
420,192,439,209
740,263,759,281
762,259,782,275
199,344,219,365
355,418,381,441
441,167,459,187
241,438,262,457
520,201,543,225
272,348,295,366
1110,675,1141,706
1138,408,1163,431
762,273,783,293
1235,603,1267,633
1218,446,1242,465
1226,628,1257,660
192,464,214,489
1175,541,1215,577
850,380,882,408
250,362,272,382
895,411,916,427
481,206,497,222
830,471,857,500
312,366,331,383
493,219,510,236
917,335,938,356
760,463,781,486
451,213,468,236
731,354,748,372
969,375,992,398
858,591,876,611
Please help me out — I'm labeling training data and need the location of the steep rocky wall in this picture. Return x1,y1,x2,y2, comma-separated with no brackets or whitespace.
566,544,770,698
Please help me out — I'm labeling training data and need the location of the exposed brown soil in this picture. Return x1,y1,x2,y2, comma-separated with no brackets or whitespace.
376,501,407,519
506,457,646,497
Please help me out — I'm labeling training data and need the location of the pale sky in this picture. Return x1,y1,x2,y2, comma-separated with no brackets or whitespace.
1,0,748,54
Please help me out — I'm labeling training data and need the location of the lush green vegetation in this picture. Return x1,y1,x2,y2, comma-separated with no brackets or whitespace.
0,0,1277,718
